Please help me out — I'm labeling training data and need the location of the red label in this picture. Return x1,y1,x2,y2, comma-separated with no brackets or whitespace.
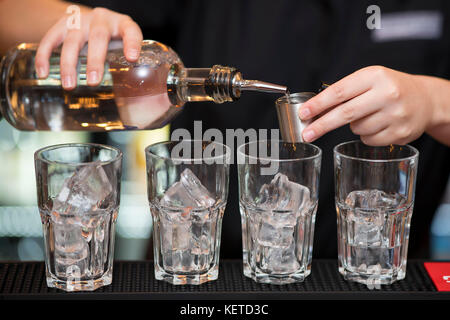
424,262,450,292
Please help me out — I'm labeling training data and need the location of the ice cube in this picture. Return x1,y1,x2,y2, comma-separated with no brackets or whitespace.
173,222,191,250
377,191,405,208
256,173,310,212
53,219,89,278
345,190,404,246
255,173,310,248
259,242,300,273
366,264,383,290
258,214,295,248
160,168,215,208
253,174,310,273
345,189,404,209
367,263,382,274
51,164,113,279
349,208,384,245
159,170,216,272
357,263,367,273
52,164,113,216
160,210,191,251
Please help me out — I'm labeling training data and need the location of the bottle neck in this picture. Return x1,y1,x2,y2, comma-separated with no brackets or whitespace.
166,64,287,106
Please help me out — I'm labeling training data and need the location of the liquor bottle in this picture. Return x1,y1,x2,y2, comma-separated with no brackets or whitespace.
0,40,286,131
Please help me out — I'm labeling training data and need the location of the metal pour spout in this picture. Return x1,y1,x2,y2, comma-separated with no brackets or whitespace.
234,79,288,94
202,66,288,102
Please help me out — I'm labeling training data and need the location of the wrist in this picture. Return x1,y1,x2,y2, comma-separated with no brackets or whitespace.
419,75,450,130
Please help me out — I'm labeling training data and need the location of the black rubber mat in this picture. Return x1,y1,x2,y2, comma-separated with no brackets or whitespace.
0,260,448,300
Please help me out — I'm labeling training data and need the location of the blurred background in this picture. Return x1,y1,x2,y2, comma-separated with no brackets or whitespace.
0,123,169,261
0,120,449,262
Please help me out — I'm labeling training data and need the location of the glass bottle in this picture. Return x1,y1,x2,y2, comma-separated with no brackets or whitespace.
0,40,286,131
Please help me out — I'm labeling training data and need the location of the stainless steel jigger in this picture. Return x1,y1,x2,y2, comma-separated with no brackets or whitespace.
275,92,316,143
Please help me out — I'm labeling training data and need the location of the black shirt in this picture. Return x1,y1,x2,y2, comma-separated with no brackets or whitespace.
77,0,450,259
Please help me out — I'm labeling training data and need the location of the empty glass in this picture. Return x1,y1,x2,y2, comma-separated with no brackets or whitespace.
237,140,321,284
34,143,122,291
146,140,230,285
334,141,419,288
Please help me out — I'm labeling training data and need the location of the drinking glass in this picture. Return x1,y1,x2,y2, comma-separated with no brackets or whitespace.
237,140,321,284
146,140,230,285
34,143,122,291
334,140,419,287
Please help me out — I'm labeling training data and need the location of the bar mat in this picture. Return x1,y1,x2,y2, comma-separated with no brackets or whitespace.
0,260,447,300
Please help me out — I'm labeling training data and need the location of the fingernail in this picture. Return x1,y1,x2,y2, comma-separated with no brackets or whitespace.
62,75,75,89
127,49,139,60
37,67,46,78
299,107,311,120
88,71,99,84
303,129,315,142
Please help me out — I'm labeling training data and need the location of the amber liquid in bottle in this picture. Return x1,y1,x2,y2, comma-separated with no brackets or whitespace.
1,41,178,131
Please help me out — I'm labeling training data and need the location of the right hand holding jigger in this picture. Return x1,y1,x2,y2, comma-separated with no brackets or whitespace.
299,66,450,147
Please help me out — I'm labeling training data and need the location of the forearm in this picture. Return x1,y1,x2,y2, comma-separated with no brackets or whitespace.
0,0,91,54
422,75,450,146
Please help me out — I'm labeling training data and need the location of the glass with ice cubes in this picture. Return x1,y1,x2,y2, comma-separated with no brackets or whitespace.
237,140,321,284
34,143,122,291
334,140,419,288
146,140,230,285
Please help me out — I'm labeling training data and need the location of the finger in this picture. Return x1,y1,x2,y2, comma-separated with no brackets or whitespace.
302,89,381,142
60,30,86,90
118,17,143,61
349,111,390,136
35,23,66,78
299,67,377,120
86,23,110,85
360,128,399,146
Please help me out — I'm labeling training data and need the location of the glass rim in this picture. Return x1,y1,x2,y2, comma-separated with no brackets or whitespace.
145,139,231,163
275,92,316,105
333,140,419,163
237,139,322,163
34,142,123,166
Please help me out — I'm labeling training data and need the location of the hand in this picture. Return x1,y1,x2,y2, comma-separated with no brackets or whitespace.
35,7,143,89
299,66,441,146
